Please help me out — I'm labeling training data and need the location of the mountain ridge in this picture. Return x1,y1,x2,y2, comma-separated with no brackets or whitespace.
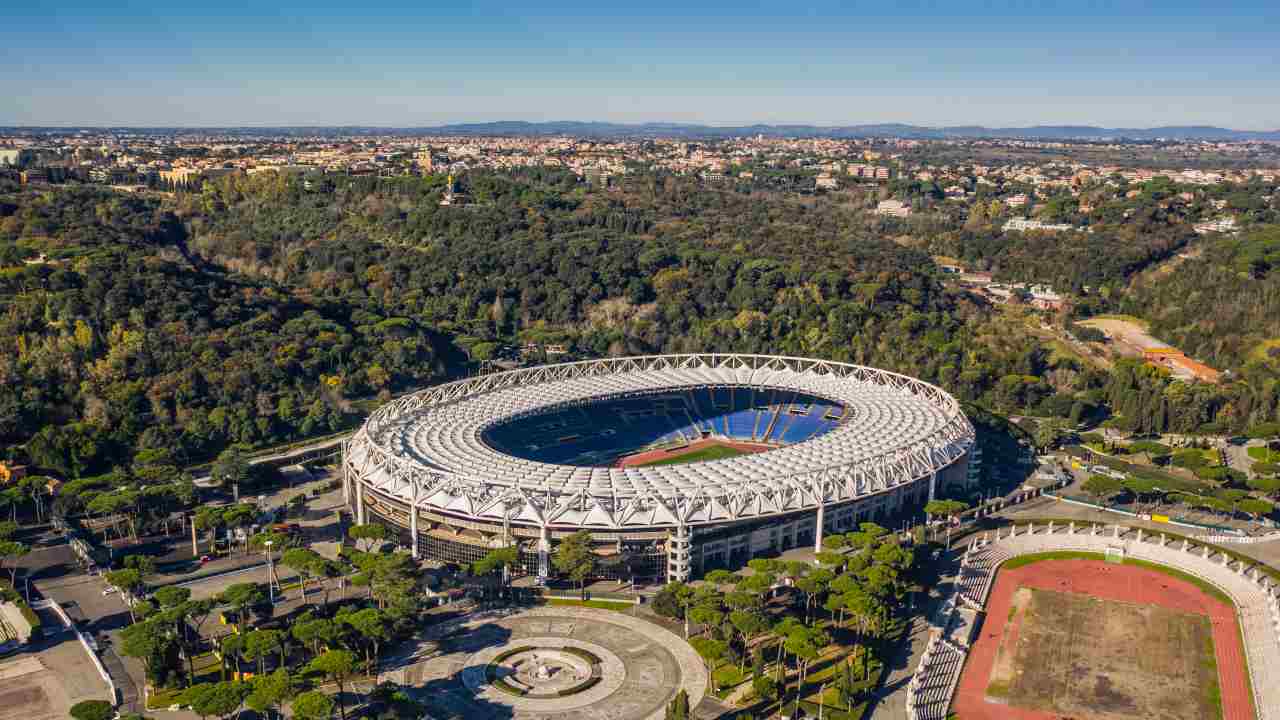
5,122,1278,140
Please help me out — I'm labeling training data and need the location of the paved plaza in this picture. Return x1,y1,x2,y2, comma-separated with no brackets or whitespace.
382,606,707,720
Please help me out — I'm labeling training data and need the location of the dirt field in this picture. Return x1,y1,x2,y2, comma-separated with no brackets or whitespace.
987,587,1216,719
0,657,76,720
954,558,1253,720
1079,317,1166,354
615,438,770,467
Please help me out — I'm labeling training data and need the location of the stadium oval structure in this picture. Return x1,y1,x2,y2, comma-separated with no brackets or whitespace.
343,354,976,582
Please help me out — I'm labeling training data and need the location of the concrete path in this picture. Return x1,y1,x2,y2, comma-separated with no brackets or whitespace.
386,605,707,720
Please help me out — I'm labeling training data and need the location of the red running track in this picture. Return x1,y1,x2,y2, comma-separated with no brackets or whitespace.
952,558,1254,720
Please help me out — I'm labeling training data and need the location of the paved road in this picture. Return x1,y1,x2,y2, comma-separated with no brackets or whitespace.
1002,495,1280,566
866,565,954,719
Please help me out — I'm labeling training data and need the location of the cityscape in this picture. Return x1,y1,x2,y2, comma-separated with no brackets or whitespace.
3,3,1280,720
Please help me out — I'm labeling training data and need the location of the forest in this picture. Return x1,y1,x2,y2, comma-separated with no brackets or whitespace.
1,170,1278,479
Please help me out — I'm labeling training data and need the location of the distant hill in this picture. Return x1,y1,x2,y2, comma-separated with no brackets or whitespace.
5,122,1279,141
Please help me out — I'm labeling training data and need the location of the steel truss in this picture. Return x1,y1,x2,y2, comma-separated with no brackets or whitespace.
344,354,975,531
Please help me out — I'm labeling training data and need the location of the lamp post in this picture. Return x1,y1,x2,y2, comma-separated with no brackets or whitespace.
819,681,827,720
264,540,275,605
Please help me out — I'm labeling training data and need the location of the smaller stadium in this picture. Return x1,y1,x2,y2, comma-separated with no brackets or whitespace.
906,522,1280,720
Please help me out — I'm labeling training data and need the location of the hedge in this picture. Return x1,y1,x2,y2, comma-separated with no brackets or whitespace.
561,646,601,664
559,675,601,696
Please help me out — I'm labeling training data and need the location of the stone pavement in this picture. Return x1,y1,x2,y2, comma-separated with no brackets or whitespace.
383,605,707,720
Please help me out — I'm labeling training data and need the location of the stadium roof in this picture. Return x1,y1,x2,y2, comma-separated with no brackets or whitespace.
345,354,974,530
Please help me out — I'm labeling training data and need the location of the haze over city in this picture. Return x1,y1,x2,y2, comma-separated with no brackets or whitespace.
4,5,1280,720
5,0,1279,128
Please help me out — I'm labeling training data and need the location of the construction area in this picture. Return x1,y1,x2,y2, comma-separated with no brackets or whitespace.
1078,317,1221,383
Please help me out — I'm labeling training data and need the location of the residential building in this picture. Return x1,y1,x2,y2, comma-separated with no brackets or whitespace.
1004,217,1075,233
1193,217,1237,234
875,199,912,217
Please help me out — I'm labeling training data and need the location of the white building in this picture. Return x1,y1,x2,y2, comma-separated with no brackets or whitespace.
1193,217,1238,235
875,199,912,217
1004,217,1075,233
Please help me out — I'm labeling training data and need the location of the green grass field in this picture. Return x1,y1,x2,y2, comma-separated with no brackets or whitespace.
634,444,748,466
1247,446,1280,463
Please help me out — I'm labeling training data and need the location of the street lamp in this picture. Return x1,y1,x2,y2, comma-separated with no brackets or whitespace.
264,540,275,605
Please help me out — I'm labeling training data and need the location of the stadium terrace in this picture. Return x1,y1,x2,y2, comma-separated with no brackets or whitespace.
343,354,976,582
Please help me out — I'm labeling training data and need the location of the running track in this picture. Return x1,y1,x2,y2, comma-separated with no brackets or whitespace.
952,558,1253,720
615,438,770,467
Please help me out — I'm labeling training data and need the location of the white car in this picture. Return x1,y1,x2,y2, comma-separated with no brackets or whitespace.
101,586,118,596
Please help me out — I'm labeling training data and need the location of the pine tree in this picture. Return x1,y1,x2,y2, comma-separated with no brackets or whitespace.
665,689,690,720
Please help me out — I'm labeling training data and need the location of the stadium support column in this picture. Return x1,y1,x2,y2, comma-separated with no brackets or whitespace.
928,471,938,503
814,502,825,559
341,440,351,506
410,497,419,560
355,479,366,525
668,524,691,583
538,524,551,582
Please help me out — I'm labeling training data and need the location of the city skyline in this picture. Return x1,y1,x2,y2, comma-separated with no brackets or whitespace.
5,0,1278,129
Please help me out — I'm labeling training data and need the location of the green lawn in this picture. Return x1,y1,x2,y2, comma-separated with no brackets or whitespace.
634,444,748,466
1248,446,1280,463
712,664,748,697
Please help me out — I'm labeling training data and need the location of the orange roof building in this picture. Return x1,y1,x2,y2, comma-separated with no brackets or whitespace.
1143,348,1221,383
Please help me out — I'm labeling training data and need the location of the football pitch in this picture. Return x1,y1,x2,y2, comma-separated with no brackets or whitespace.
633,444,749,466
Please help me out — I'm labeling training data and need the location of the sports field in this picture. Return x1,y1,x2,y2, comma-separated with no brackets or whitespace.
954,558,1252,720
616,438,767,467
986,587,1217,720
634,443,747,466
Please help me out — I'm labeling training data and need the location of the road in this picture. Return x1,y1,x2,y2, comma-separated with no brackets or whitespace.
13,475,353,714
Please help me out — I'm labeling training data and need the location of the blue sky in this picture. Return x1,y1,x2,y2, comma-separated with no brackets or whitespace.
3,0,1278,128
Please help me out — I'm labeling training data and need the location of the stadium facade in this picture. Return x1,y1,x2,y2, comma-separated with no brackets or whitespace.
342,354,976,582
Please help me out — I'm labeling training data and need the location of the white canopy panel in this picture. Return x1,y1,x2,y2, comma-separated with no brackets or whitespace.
345,354,974,529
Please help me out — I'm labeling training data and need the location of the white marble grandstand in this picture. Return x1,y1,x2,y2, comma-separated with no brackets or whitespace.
343,354,975,581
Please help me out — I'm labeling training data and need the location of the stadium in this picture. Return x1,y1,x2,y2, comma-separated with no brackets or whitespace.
341,353,976,582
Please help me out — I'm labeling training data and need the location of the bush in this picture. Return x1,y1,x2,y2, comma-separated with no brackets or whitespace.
491,677,527,696
561,646,601,664
491,646,533,664
70,701,115,720
558,676,600,696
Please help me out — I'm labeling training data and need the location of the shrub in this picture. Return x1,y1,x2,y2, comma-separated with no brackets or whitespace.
558,676,600,696
561,646,601,664
491,646,533,664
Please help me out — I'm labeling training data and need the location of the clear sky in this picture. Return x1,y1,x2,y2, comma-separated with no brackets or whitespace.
4,0,1278,129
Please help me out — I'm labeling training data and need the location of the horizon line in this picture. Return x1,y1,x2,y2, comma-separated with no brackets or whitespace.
4,120,1279,135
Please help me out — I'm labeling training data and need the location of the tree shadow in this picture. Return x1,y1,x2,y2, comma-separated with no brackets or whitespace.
383,621,517,720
